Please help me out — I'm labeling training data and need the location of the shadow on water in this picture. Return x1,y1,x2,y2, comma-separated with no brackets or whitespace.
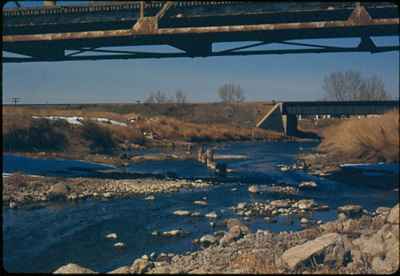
3,140,399,273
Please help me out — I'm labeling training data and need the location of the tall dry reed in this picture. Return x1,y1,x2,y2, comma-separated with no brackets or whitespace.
319,109,399,163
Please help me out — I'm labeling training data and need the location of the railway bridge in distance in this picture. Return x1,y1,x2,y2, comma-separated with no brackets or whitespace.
256,101,399,136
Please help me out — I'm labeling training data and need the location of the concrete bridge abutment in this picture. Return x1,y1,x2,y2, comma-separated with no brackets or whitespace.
282,114,298,136
256,100,398,137
256,103,297,136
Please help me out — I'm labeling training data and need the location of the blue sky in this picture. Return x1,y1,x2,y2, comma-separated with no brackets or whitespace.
2,2,399,104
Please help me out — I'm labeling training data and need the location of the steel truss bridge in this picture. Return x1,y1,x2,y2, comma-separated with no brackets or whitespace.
2,1,399,63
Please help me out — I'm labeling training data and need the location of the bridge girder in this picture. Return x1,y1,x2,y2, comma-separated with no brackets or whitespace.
2,2,399,62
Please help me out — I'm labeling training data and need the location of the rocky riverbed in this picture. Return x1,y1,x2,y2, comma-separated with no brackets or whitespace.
3,173,212,208
54,203,399,274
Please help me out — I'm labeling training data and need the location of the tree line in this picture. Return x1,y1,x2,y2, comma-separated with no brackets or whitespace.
143,70,392,104
322,70,392,101
144,83,246,104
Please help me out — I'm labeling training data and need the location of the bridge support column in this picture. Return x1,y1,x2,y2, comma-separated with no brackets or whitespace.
283,114,298,136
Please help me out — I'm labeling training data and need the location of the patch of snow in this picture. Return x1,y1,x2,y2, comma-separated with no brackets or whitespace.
32,116,128,127
32,116,84,125
91,117,127,127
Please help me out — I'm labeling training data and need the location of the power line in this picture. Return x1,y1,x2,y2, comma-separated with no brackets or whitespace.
10,97,21,106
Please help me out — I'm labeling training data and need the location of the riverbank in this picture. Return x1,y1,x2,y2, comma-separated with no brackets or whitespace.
3,173,212,208
297,109,399,174
4,140,398,273
3,105,295,168
54,203,399,274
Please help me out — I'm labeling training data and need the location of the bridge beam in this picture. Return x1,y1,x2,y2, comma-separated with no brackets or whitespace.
43,0,56,7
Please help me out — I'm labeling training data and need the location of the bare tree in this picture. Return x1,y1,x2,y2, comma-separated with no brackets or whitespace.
323,70,391,101
358,76,389,101
217,83,245,103
175,89,187,105
145,90,171,104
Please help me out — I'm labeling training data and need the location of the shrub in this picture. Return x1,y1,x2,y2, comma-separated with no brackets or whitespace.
3,118,69,152
319,109,399,163
80,121,116,154
107,124,145,146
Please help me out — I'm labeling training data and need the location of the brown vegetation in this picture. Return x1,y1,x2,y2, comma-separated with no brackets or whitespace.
319,109,399,163
3,101,274,127
3,104,282,156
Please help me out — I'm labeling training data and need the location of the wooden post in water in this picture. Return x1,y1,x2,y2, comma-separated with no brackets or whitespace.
206,148,216,170
197,145,207,164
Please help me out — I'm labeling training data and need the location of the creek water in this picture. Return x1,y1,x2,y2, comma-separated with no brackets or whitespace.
3,141,399,273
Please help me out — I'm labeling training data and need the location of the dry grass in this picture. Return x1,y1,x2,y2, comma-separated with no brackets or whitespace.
319,109,399,163
135,115,283,142
3,105,282,155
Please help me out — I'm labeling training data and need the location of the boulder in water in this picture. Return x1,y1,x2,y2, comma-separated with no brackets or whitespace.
48,183,70,200
193,200,208,206
113,242,126,248
106,233,117,239
161,229,186,237
248,185,259,193
337,205,362,218
173,210,191,216
270,199,290,208
299,181,317,189
205,211,218,219
145,195,155,200
199,234,217,247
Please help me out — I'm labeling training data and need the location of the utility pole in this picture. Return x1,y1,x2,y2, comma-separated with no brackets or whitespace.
11,97,21,106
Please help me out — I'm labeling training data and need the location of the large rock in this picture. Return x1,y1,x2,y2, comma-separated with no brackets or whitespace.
199,234,217,247
48,183,70,199
161,229,185,237
296,199,316,210
205,211,218,219
270,199,290,208
224,218,242,229
375,207,391,216
54,263,97,274
323,235,348,268
130,257,154,273
280,233,341,270
299,181,317,189
108,266,130,274
193,200,208,206
352,227,386,257
386,204,399,224
337,205,362,218
173,210,191,216
248,185,259,193
354,222,399,274
219,223,249,246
